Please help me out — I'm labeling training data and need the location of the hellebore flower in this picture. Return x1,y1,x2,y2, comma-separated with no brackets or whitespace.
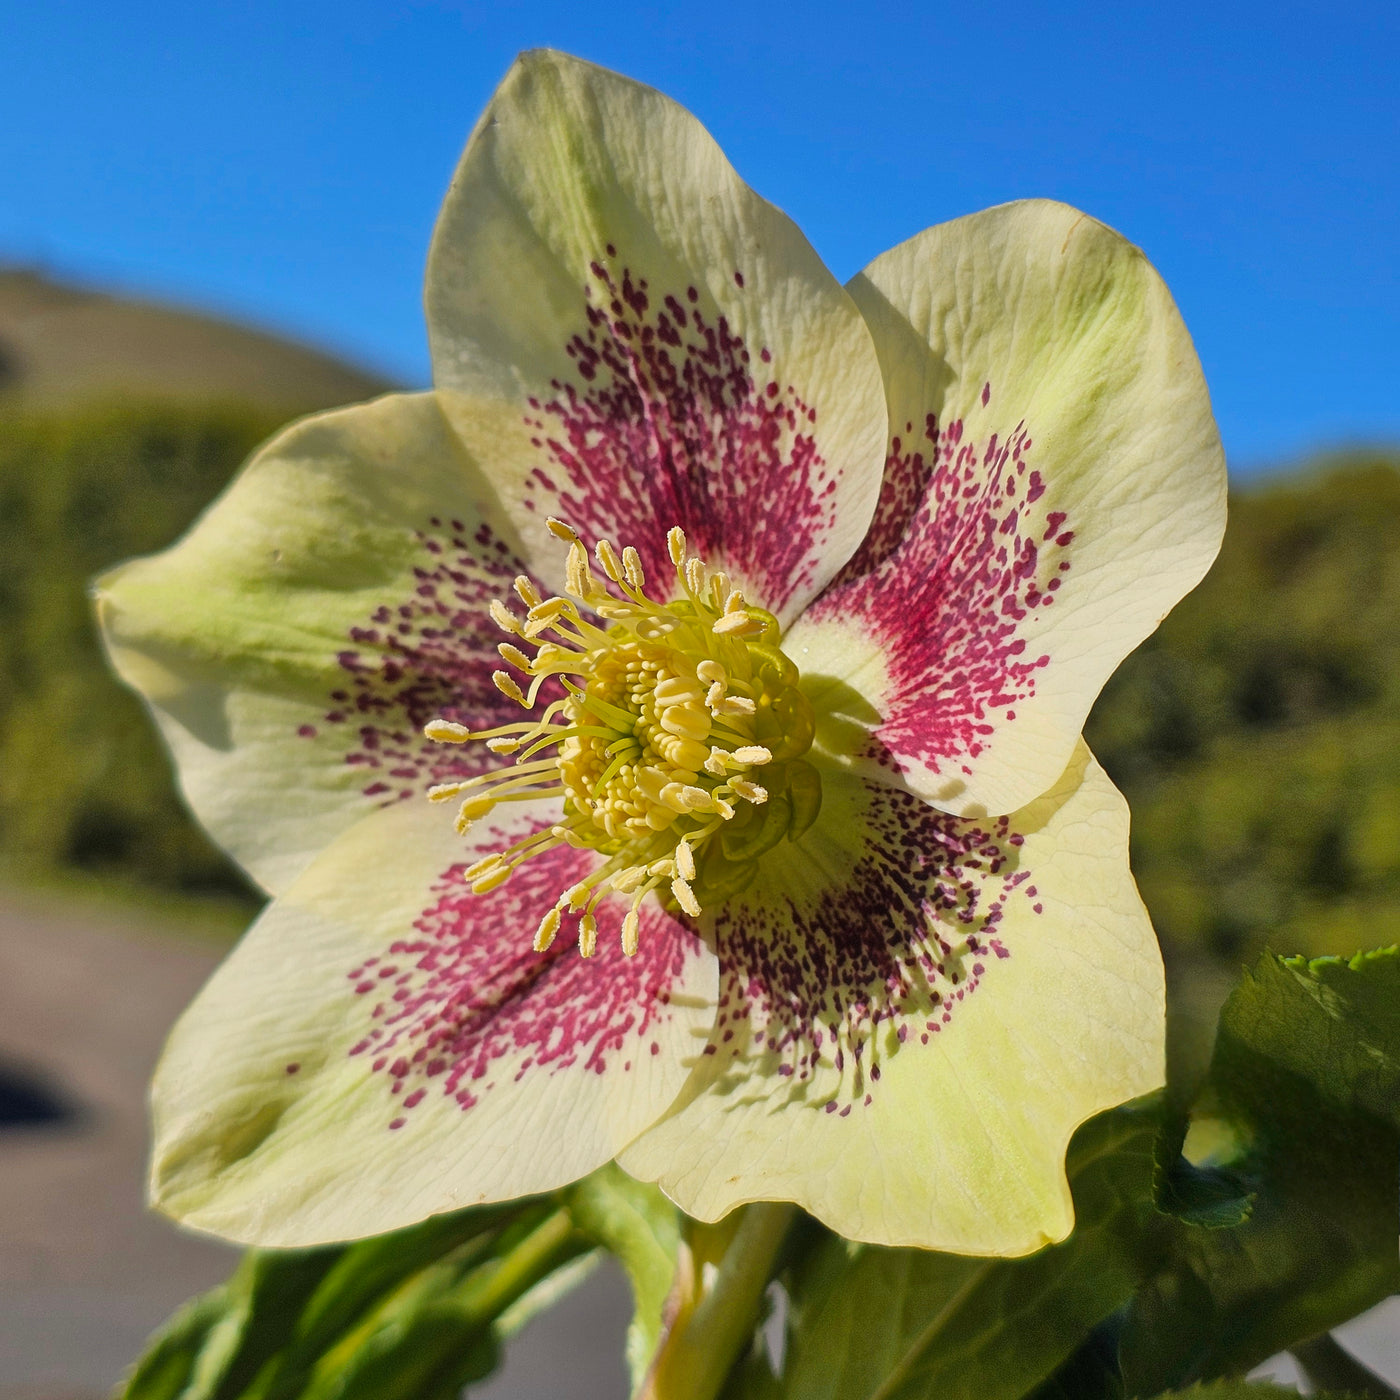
96,50,1225,1254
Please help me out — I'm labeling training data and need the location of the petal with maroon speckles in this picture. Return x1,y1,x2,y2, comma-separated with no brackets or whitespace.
148,798,717,1246
95,393,536,897
789,200,1226,818
424,50,887,626
619,742,1163,1254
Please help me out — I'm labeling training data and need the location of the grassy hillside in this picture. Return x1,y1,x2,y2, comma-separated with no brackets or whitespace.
0,402,281,922
1,389,1397,972
0,268,395,412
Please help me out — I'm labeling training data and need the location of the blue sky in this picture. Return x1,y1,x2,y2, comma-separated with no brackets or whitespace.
5,0,1396,472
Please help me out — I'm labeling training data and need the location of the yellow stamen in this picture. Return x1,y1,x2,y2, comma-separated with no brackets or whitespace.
423,521,818,956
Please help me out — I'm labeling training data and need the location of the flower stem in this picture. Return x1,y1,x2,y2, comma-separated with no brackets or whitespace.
453,1204,587,1323
642,1202,797,1400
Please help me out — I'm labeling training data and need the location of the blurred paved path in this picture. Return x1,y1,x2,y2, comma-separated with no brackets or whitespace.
0,897,237,1394
0,896,629,1399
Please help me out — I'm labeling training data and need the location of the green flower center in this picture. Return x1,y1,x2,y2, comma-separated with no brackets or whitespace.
424,520,820,957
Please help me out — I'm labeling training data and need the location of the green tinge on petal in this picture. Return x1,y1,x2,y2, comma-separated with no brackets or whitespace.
425,49,888,625
150,799,719,1247
96,392,528,896
808,200,1225,819
620,742,1164,1254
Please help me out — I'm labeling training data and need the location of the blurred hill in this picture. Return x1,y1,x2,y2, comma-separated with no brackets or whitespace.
0,267,394,411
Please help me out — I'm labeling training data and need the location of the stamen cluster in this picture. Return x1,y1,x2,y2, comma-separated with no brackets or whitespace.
424,520,819,957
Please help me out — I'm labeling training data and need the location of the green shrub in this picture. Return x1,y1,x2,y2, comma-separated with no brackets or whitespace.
0,400,288,915
1087,451,1400,965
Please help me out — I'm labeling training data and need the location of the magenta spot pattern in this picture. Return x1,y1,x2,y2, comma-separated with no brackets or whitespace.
811,394,1074,783
521,254,837,617
299,518,544,804
708,779,1030,1108
345,831,706,1130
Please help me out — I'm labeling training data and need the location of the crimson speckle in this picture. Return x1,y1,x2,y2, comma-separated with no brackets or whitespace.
521,259,834,616
346,831,705,1130
301,520,546,805
811,393,1074,785
708,781,1038,1108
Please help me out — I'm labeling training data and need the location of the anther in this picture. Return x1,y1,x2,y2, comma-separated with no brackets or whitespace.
731,745,773,765
526,597,568,624
546,517,580,543
685,557,707,594
514,575,543,607
675,840,696,881
578,913,598,958
534,907,561,952
730,778,768,804
595,538,624,582
470,864,512,894
612,866,647,894
667,526,687,566
498,642,532,672
424,719,472,743
492,670,528,706
622,546,645,589
671,877,701,917
621,909,640,956
712,611,753,636
489,599,524,635
566,540,591,595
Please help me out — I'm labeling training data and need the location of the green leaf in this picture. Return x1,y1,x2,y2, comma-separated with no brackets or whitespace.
253,1203,519,1398
117,1289,231,1400
1026,1321,1125,1400
1151,1100,1255,1231
774,1096,1165,1400
568,1162,683,1391
117,1198,590,1400
1120,948,1400,1393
